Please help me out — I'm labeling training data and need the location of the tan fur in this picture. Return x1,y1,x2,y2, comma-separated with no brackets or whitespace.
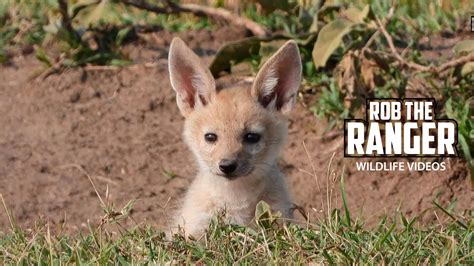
168,37,302,236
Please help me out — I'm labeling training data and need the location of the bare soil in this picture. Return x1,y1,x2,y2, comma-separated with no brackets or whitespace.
0,28,472,233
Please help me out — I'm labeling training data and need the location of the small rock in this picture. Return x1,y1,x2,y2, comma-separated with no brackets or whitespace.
70,91,81,103
39,165,48,173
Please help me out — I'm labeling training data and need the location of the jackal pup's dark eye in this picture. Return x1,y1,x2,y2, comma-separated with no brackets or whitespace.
204,133,217,143
244,133,261,143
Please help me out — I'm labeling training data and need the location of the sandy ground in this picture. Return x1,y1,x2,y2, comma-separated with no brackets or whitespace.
0,28,472,233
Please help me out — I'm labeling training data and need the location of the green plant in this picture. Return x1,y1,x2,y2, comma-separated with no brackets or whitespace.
209,0,472,129
311,80,350,129
154,13,210,32
445,97,474,184
1,0,214,71
0,0,53,63
1,182,472,264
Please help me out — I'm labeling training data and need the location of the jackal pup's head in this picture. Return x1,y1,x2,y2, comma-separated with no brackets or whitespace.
168,38,302,180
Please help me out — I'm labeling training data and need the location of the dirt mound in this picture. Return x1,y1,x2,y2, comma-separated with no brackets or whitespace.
0,28,471,233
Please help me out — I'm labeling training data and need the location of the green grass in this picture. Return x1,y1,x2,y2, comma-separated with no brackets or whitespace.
1,192,473,264
1,207,472,264
0,1,472,264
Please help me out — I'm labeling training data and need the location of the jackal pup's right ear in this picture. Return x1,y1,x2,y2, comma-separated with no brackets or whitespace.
168,37,216,117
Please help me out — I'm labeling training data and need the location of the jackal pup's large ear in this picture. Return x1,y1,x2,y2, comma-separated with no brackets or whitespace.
251,40,302,115
168,37,216,117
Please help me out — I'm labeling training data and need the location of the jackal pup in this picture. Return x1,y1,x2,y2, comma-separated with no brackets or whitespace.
168,37,302,236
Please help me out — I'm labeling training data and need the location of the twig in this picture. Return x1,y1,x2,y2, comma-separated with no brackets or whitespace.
121,0,173,14
120,0,269,37
57,164,106,207
375,17,430,72
83,61,159,71
0,194,16,230
302,141,321,193
94,175,119,186
375,14,474,74
36,56,67,81
177,3,269,37
57,0,81,41
435,53,474,73
361,6,395,54
362,1,474,75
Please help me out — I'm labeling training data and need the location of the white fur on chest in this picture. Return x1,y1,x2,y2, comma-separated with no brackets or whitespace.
198,173,265,221
177,173,271,232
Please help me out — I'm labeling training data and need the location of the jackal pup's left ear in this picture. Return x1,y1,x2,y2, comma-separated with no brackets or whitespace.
252,40,302,115
168,37,216,117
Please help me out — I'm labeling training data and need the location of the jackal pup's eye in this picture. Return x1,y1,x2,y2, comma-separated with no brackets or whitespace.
204,133,217,143
243,133,261,143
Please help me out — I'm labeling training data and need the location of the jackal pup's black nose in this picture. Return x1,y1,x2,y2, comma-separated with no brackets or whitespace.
219,159,237,175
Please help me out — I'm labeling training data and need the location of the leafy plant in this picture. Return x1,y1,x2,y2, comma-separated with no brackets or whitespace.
1,0,214,71
445,97,474,184
311,80,350,129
